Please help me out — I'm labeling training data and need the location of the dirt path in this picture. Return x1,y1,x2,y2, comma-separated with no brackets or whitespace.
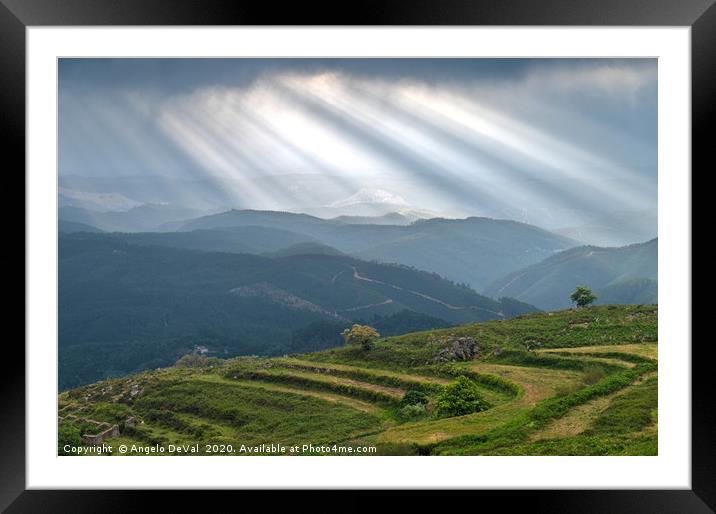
281,369,406,397
277,358,452,385
529,371,657,441
375,363,582,445
343,299,393,312
540,343,658,361
351,267,503,316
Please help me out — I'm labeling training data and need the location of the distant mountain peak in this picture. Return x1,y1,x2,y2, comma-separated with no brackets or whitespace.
329,188,409,208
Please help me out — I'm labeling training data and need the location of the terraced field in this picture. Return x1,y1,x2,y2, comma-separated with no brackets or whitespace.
58,305,658,456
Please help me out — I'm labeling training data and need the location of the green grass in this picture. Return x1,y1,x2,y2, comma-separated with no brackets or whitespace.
430,362,657,455
58,305,658,456
130,378,383,449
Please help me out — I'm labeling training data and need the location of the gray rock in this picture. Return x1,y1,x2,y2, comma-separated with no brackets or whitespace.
434,336,480,362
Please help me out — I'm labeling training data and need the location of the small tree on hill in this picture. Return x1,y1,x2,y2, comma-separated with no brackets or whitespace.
570,285,597,308
435,376,489,417
341,324,380,351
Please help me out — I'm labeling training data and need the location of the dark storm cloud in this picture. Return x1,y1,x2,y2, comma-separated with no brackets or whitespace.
58,58,657,227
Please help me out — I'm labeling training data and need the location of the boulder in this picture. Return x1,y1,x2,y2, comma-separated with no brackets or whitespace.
434,336,480,362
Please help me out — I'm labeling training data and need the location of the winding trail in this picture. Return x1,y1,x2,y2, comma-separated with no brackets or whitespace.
344,299,394,312
351,267,503,316
375,363,582,445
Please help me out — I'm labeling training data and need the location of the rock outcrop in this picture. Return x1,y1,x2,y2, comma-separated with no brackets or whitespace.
434,336,480,362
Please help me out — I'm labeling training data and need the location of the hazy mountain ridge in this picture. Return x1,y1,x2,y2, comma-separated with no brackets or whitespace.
484,238,657,310
102,226,320,255
554,209,657,247
59,219,104,233
59,204,209,232
173,209,578,290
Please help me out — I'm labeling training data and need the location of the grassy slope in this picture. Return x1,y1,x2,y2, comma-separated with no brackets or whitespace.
58,305,657,456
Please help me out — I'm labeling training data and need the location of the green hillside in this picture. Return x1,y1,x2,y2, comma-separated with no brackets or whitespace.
60,233,534,389
484,239,657,311
58,305,657,456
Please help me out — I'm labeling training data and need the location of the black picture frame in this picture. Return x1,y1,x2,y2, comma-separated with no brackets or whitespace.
3,0,707,511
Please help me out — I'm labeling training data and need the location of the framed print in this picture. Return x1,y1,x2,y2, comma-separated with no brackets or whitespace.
4,0,709,510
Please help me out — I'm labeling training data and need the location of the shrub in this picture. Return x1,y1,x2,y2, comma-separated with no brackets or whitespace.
400,403,427,419
435,376,490,417
400,390,429,407
58,423,82,454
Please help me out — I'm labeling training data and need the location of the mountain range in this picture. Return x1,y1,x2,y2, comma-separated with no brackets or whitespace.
59,232,536,389
484,238,657,311
554,209,657,247
169,209,577,291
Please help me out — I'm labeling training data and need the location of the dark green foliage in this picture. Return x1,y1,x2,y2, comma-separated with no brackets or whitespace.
58,423,82,455
400,390,430,407
435,376,490,417
60,233,536,389
266,242,345,257
399,403,427,419
290,320,350,352
357,310,453,336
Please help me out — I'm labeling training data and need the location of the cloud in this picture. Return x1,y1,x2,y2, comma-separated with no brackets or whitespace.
58,59,657,227
523,61,657,96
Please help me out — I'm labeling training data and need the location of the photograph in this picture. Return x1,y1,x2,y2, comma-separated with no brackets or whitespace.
56,57,660,457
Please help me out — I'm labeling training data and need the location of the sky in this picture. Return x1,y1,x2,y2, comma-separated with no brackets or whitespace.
58,58,657,226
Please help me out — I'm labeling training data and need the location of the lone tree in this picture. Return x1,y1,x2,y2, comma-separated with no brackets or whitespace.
570,285,597,308
342,324,380,351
